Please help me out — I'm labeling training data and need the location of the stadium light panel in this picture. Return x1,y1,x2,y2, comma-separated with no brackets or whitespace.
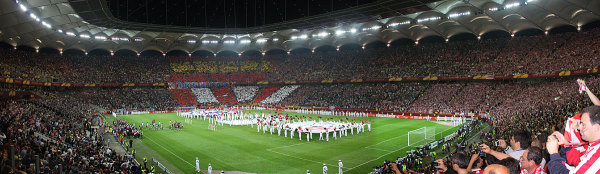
224,40,235,44
29,13,37,20
273,38,279,42
417,16,441,23
299,34,308,39
318,32,329,37
448,12,470,18
19,4,27,12
210,40,218,44
291,36,298,40
505,2,520,9
42,21,51,28
134,38,143,42
335,30,345,35
80,34,90,38
350,28,357,33
240,39,251,44
256,38,267,43
94,36,106,40
187,40,196,44
201,40,210,44
66,32,75,36
389,23,399,27
58,29,63,33
489,7,499,11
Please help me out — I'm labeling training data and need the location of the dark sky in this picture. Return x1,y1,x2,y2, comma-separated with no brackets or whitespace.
107,0,376,28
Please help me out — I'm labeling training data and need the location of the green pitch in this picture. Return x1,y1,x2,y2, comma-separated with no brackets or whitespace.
113,110,458,173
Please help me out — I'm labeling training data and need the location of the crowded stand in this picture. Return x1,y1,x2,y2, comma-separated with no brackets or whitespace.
63,88,178,111
191,88,219,104
253,85,282,103
1,26,600,174
259,85,300,104
0,97,142,173
232,86,259,103
0,29,597,86
0,51,172,84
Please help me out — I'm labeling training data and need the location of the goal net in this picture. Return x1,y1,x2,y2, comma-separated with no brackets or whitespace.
407,127,436,147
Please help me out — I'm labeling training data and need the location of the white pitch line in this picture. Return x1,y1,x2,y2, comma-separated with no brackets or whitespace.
365,147,394,152
267,142,307,150
364,134,408,149
266,147,351,170
145,136,195,168
347,125,463,172
345,138,426,172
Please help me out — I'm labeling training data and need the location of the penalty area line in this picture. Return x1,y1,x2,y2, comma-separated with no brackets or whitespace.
145,136,195,168
345,139,427,172
266,146,351,170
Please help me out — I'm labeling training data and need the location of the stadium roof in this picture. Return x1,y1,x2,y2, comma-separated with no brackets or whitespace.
0,0,598,55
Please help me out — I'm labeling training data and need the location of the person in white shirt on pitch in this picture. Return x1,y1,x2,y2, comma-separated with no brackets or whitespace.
319,130,324,140
338,160,343,174
333,128,337,140
326,129,329,141
195,157,200,172
207,163,212,174
323,163,328,174
277,125,281,136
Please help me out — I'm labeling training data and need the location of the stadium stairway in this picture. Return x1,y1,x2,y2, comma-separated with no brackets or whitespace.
253,86,281,103
212,87,238,104
169,89,200,106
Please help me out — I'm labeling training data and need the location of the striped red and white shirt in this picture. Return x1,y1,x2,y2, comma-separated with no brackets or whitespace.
572,139,600,174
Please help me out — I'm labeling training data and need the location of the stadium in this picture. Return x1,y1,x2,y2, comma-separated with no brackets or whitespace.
1,0,600,173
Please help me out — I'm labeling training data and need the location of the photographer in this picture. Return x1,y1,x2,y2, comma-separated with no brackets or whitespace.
466,153,485,174
480,130,531,161
434,152,472,174
546,105,600,174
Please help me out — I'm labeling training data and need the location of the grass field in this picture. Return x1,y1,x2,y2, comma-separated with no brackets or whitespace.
111,110,459,173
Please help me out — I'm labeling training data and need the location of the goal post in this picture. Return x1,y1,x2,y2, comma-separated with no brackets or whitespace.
407,127,436,147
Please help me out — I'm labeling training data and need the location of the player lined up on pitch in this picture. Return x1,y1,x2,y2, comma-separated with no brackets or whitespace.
255,113,372,142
